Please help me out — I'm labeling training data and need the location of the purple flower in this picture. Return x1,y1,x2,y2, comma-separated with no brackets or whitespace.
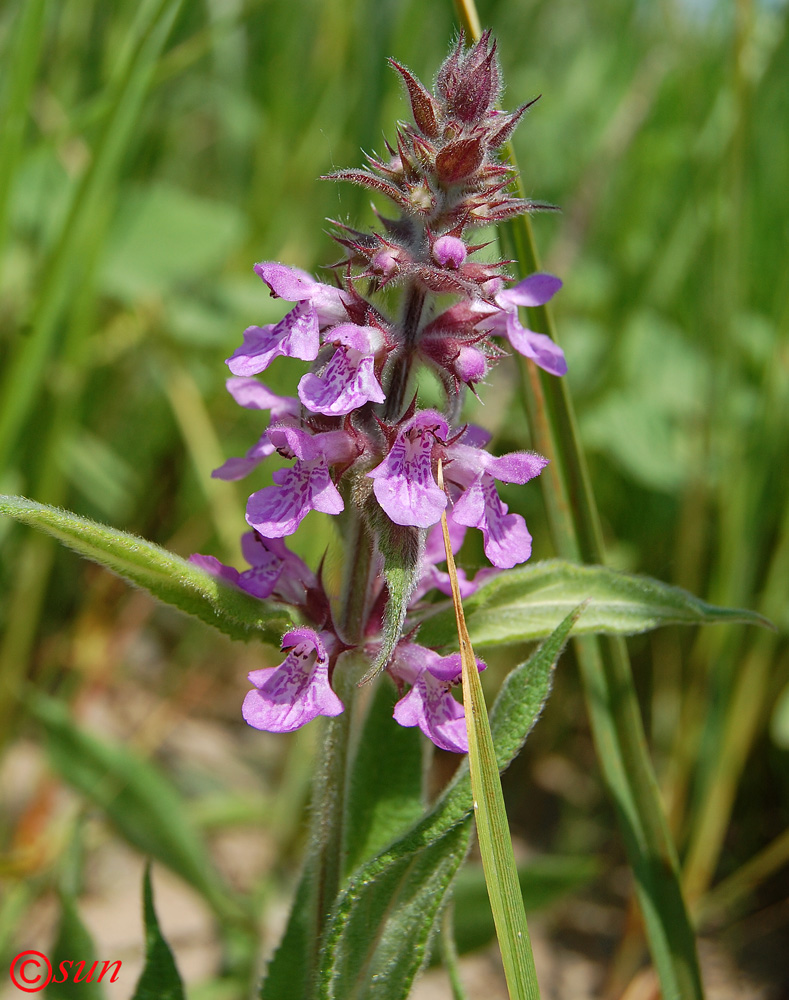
254,262,350,325
246,426,352,537
478,272,566,376
452,475,532,568
412,512,497,601
298,324,385,415
226,306,321,377
212,379,300,481
390,643,485,753
190,532,315,605
444,426,549,568
242,628,343,733
368,410,449,527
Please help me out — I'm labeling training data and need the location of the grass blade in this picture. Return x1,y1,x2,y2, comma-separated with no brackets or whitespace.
437,460,544,1000
0,0,185,473
451,6,706,996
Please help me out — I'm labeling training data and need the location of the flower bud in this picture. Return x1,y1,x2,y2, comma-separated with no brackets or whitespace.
432,235,467,269
454,345,488,383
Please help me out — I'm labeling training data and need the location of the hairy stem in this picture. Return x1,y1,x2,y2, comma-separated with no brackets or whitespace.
303,513,377,986
383,281,426,420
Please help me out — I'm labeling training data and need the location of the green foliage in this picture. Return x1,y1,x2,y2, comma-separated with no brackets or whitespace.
49,894,105,1000
416,558,771,649
132,866,186,1000
343,676,425,877
0,0,786,994
0,495,292,644
313,618,568,1000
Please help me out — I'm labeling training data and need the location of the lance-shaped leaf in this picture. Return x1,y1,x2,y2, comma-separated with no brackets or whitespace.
415,558,772,650
0,495,292,644
313,614,574,1000
132,866,185,1000
49,893,106,1000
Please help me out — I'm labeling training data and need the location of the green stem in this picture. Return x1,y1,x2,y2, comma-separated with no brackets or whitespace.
302,512,377,986
440,906,471,1000
383,281,426,421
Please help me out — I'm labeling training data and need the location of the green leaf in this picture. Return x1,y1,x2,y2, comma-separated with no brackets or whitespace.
343,675,425,876
0,495,292,644
260,859,319,1000
29,692,243,923
48,894,106,1000
416,559,771,650
319,823,473,1000
132,865,186,1000
313,617,572,1000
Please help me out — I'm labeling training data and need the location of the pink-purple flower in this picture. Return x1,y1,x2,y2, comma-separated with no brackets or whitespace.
368,411,449,528
246,426,353,537
367,413,548,568
226,264,351,377
212,379,300,481
190,532,315,606
298,324,385,415
478,272,566,376
390,642,486,753
242,628,343,733
197,37,569,752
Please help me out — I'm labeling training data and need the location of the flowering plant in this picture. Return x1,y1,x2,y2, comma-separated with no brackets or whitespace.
192,33,565,756
1,23,769,1000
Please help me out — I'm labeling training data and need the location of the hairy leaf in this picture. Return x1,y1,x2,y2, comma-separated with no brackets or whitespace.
0,495,292,644
313,615,573,999
416,559,771,649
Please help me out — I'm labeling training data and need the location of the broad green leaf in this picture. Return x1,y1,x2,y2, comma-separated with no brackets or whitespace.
343,675,425,876
319,824,472,1000
0,496,292,644
29,692,243,924
132,866,185,1000
49,894,106,1000
313,617,572,1000
416,559,771,650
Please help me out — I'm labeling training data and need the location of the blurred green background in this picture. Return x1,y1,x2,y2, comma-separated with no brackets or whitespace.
0,0,787,995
